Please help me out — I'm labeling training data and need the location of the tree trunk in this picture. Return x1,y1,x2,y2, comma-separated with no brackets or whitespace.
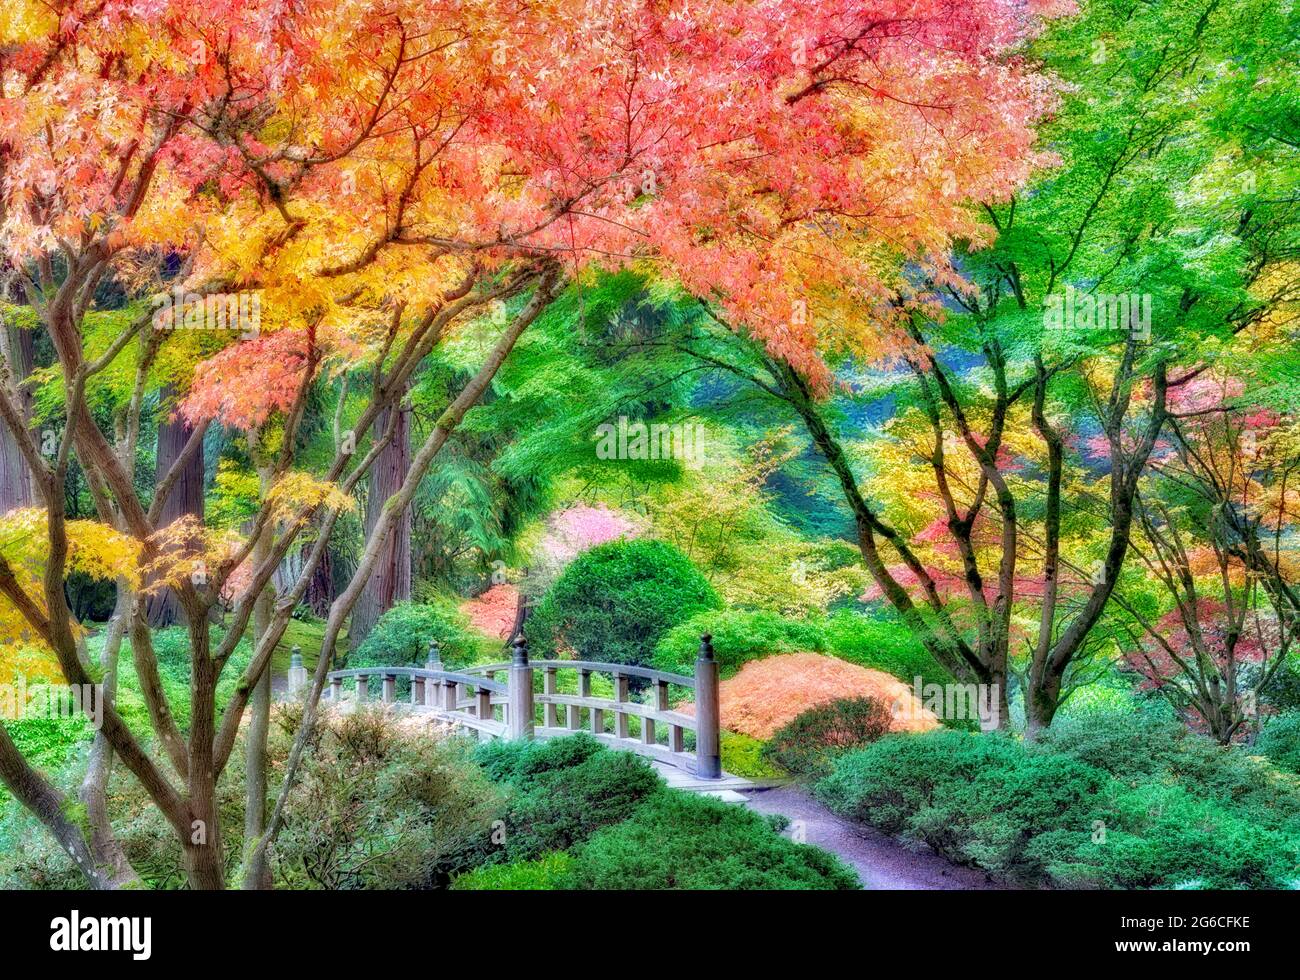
347,393,411,652
304,537,335,618
243,469,275,890
243,269,560,880
184,621,225,889
147,385,205,627
0,721,109,888
0,319,35,512
78,584,143,887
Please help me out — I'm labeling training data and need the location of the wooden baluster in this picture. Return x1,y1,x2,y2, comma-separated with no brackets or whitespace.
476,687,493,740
591,676,605,737
613,672,629,739
568,669,588,729
543,667,559,729
441,679,457,713
669,724,685,753
654,679,669,712
641,678,669,747
412,674,425,706
382,673,396,704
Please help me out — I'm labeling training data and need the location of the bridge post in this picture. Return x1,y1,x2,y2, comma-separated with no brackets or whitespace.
356,673,369,706
694,634,722,779
425,640,441,709
382,673,396,704
287,647,307,696
508,636,534,740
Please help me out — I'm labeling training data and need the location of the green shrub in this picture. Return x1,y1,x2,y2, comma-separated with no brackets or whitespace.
817,726,1300,889
474,734,663,860
824,610,953,689
720,730,785,779
763,697,893,780
1035,706,1300,837
450,852,574,890
568,789,859,890
652,609,826,676
473,730,605,784
2,704,502,890
351,599,483,670
1257,712,1300,775
265,708,502,889
1028,704,1189,781
1034,783,1297,890
526,539,720,668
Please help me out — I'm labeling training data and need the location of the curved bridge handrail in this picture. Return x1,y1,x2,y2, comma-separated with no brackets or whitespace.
327,666,508,695
462,662,511,676
530,659,695,687
310,634,723,780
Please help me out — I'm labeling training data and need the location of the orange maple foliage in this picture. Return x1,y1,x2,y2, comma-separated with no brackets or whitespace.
461,583,519,641
680,651,939,739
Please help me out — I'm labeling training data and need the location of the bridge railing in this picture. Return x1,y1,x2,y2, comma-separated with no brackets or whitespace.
312,634,722,779
324,666,510,738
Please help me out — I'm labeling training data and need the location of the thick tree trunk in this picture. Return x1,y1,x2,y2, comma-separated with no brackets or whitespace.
347,393,411,652
304,538,335,618
0,319,35,512
147,385,205,627
1024,672,1062,740
184,620,225,889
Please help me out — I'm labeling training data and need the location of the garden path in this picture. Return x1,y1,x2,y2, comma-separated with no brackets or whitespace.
740,785,1009,891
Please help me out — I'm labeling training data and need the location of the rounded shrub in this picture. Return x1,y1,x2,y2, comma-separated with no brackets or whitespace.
824,609,953,689
350,599,483,670
473,734,663,860
526,539,721,668
762,696,893,779
816,725,1300,889
567,789,859,890
652,609,827,676
270,708,502,889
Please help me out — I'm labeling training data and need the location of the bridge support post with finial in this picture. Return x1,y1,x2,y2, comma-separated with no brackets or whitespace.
288,646,307,697
508,636,534,740
694,634,722,779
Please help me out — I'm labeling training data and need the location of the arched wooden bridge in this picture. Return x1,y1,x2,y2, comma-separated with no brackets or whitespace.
299,635,723,779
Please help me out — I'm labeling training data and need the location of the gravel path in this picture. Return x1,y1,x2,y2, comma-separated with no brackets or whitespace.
742,785,1008,890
